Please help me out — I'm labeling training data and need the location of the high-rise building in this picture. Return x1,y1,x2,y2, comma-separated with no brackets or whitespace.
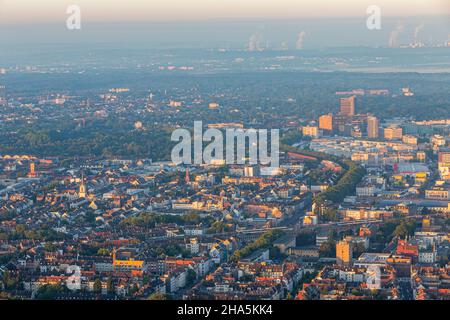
384,126,403,140
244,166,259,177
339,96,355,117
431,135,446,149
438,152,450,180
336,240,353,266
333,114,350,134
439,152,450,163
352,113,368,127
367,116,379,139
0,85,6,105
351,126,362,138
319,113,333,132
302,126,321,138
417,151,426,162
402,135,418,145
28,163,36,178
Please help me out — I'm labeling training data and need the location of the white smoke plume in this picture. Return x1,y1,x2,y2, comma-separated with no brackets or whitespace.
414,23,425,42
296,31,306,50
247,32,263,52
389,23,404,48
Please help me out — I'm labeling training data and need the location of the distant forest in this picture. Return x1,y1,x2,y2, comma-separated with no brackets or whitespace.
0,71,449,159
4,70,450,121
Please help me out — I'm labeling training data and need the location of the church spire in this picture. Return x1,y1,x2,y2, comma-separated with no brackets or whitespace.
185,168,190,184
79,172,87,198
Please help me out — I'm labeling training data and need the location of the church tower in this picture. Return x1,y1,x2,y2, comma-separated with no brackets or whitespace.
28,162,36,178
79,173,87,198
185,168,190,184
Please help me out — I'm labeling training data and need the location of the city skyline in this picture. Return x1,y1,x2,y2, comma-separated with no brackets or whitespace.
1,0,450,306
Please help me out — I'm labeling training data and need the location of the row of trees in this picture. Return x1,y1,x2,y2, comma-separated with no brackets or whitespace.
229,230,285,262
35,277,116,299
0,224,66,241
370,218,418,246
206,221,233,234
120,212,206,228
315,160,366,205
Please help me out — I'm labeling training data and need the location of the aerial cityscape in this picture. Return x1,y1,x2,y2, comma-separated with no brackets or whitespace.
0,0,450,304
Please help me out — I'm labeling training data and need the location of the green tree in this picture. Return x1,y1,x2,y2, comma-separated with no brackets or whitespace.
106,277,115,295
353,242,366,258
97,248,110,256
186,269,197,287
230,230,285,262
147,293,170,300
393,220,417,238
93,279,102,294
319,240,336,257
35,284,65,300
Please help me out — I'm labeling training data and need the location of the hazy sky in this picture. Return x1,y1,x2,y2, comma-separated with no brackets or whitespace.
0,0,449,24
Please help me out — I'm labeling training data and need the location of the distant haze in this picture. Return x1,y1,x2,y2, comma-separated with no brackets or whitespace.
0,1,449,52
0,0,449,24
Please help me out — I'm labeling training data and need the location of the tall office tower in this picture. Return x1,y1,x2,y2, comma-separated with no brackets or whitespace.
339,96,355,116
333,114,349,134
319,113,333,132
336,240,353,266
367,116,379,138
352,114,368,135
